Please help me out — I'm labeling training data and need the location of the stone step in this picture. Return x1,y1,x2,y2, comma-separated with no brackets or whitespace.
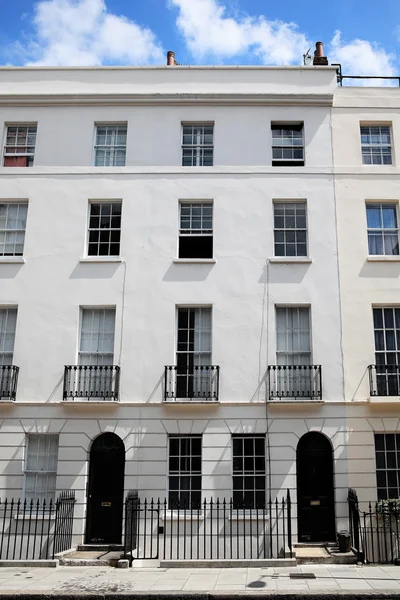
59,550,123,567
295,545,357,564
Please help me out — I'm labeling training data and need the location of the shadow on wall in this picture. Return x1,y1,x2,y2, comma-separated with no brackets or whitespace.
69,262,121,279
359,261,400,279
258,263,310,285
146,372,164,403
0,264,24,279
163,263,214,282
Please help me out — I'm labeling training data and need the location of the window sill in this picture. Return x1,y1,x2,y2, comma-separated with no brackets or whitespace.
15,513,56,521
161,511,205,522
369,396,400,404
0,257,25,264
229,512,270,521
268,257,312,264
367,256,400,262
79,257,124,263
173,259,216,264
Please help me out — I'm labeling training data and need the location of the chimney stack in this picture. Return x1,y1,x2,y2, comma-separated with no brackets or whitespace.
313,41,328,66
167,51,176,66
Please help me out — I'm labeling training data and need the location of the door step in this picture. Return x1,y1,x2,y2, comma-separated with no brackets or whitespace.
294,544,357,564
77,544,123,552
59,547,124,567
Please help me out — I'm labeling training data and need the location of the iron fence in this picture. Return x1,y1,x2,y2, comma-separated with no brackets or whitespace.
123,491,292,563
164,365,220,401
63,365,120,401
348,488,400,564
0,491,76,560
268,365,322,401
0,366,19,400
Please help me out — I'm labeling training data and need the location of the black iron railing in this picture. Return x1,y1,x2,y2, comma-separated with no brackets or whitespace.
348,488,400,564
0,366,19,400
164,365,220,401
0,491,76,560
268,365,322,400
123,492,292,563
369,365,400,397
63,365,120,401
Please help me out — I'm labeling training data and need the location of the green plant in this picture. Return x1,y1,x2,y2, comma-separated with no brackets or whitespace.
377,498,400,516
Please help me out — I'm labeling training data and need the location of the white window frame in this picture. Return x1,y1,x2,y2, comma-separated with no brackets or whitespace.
366,203,399,256
178,201,213,259
271,123,304,166
3,124,37,166
87,201,122,257
375,433,400,500
0,202,28,256
273,201,307,257
232,435,266,509
24,434,59,503
275,306,312,365
78,307,116,366
168,435,202,508
93,124,127,167
0,308,17,366
182,123,214,167
361,124,393,165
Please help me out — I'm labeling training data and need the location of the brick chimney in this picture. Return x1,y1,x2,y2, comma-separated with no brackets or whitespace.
313,41,328,66
167,51,176,66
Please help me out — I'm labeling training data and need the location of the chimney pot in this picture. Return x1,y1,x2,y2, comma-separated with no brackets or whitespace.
313,41,328,66
167,51,175,66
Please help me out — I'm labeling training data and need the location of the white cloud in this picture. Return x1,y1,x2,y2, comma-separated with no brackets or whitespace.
11,0,164,66
170,0,311,65
329,31,397,86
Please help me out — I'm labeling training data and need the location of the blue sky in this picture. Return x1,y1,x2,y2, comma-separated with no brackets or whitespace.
0,0,399,78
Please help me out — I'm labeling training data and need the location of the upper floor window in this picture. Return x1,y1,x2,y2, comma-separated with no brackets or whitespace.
88,202,121,257
366,203,399,256
276,306,311,365
274,201,307,257
361,125,392,165
4,125,37,167
94,124,127,167
0,203,28,257
0,308,17,366
272,123,304,167
179,202,213,259
79,308,115,366
182,124,213,167
24,434,59,502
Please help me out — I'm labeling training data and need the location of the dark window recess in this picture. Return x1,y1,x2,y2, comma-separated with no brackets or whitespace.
232,435,266,509
179,235,213,259
88,202,121,256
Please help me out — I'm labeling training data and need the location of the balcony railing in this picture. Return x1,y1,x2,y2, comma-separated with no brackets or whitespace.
369,364,400,397
164,365,220,401
63,365,120,401
0,365,19,400
268,365,322,401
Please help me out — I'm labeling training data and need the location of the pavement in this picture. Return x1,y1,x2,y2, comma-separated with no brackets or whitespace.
0,564,400,597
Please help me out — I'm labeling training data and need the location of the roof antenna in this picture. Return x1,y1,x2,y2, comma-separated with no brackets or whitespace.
303,48,312,66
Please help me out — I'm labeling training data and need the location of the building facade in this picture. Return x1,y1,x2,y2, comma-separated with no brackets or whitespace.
0,60,395,548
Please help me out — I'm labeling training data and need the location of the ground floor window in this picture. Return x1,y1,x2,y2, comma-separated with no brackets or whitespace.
168,436,202,508
375,433,400,500
232,435,266,508
24,434,59,502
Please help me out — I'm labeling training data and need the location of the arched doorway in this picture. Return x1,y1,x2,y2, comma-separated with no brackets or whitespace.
85,432,125,544
296,432,335,542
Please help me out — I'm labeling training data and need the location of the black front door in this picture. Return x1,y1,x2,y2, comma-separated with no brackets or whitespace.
296,432,335,542
85,432,125,544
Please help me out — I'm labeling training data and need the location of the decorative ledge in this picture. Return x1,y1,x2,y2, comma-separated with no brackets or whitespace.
79,257,123,263
369,396,400,404
229,512,270,521
0,257,25,264
161,511,205,522
173,258,216,264
268,257,312,264
367,256,400,262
